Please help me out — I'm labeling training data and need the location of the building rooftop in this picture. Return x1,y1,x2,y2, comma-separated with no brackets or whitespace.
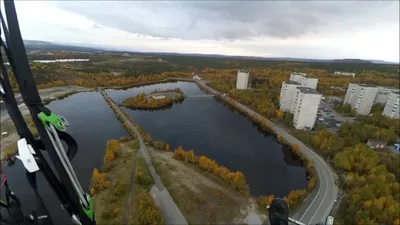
353,83,377,88
292,72,307,76
297,86,320,94
238,69,249,73
284,80,300,85
303,77,318,80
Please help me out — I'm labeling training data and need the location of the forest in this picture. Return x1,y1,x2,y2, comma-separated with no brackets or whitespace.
7,50,399,94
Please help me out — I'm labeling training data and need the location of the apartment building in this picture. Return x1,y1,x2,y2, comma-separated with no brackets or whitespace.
344,83,379,115
289,72,318,89
290,72,307,83
279,81,300,112
300,77,318,89
236,69,249,90
334,71,356,78
374,87,400,104
291,87,322,130
382,91,400,119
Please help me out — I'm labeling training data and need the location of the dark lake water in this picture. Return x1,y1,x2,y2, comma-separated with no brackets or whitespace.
106,82,307,196
2,81,306,224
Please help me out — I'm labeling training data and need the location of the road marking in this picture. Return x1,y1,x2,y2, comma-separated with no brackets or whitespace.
308,159,329,224
322,184,338,220
298,149,321,222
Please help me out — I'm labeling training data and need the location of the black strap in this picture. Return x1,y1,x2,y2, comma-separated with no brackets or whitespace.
58,131,78,161
4,182,24,225
1,1,94,224
0,41,36,146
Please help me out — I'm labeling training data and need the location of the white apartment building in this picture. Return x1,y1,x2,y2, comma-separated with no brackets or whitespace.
236,69,249,90
291,87,322,130
344,83,379,115
374,87,400,104
289,72,318,89
280,81,300,112
334,71,356,78
300,77,318,89
382,91,400,119
289,72,307,83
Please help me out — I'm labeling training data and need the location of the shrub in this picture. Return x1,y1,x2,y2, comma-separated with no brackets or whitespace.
90,168,111,194
153,141,166,150
107,140,121,153
112,183,128,197
257,195,274,209
119,136,131,142
104,149,115,163
101,211,114,220
284,189,307,208
112,208,121,215
129,140,140,149
135,171,153,185
135,193,164,225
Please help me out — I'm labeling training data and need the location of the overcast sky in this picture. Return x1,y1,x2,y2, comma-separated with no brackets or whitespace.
8,1,400,62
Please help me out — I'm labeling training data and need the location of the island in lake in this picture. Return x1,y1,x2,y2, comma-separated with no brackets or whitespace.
121,88,185,110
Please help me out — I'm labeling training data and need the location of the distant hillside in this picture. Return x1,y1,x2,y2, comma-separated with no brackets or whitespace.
331,58,373,64
24,40,53,46
22,40,398,65
23,40,103,53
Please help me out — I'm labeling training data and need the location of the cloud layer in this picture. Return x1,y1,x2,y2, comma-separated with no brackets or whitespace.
55,1,398,40
9,1,400,62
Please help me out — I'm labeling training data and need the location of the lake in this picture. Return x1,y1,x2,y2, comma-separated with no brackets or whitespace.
106,82,307,196
2,81,306,224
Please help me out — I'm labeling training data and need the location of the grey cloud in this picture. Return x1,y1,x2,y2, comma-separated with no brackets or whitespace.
92,24,103,30
55,1,398,40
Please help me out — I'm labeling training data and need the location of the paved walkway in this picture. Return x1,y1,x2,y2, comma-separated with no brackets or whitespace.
101,91,188,225
196,80,339,225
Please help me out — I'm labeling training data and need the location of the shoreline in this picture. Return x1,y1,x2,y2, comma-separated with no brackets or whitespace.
0,85,93,161
195,80,338,224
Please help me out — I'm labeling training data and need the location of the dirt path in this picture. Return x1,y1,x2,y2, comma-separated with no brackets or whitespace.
101,91,188,225
121,145,138,225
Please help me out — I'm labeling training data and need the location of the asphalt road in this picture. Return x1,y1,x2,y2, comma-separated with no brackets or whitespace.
101,91,188,225
196,80,339,225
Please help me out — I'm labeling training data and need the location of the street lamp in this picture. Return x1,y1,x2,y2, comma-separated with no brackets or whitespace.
326,147,332,162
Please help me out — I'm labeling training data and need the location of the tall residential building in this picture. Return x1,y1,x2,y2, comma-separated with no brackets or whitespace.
289,72,318,89
289,72,307,83
344,83,379,115
291,87,322,130
236,69,249,90
300,77,318,89
279,81,300,112
382,91,400,119
333,71,356,78
374,87,400,104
